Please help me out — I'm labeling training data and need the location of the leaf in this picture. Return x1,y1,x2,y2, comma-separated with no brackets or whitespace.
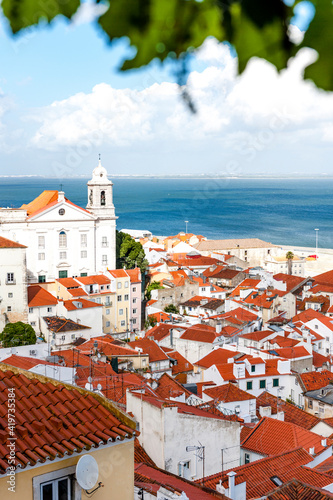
228,0,292,74
2,0,81,34
98,0,223,70
300,0,333,91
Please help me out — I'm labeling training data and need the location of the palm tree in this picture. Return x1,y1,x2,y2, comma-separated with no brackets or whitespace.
286,251,294,275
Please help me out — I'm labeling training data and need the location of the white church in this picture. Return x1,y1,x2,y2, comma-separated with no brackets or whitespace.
0,159,117,283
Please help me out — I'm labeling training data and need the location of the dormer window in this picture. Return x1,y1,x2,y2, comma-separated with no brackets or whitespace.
251,365,255,373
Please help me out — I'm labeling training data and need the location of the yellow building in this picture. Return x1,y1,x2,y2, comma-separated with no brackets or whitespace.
0,362,137,499
107,270,131,335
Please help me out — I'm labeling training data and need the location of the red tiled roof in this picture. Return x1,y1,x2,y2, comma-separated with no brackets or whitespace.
241,417,331,457
173,256,221,268
134,438,156,466
167,350,193,375
0,363,137,474
265,478,333,500
314,456,333,475
298,295,330,313
28,285,58,307
202,449,333,499
145,323,174,342
256,391,322,431
126,268,141,283
313,351,332,369
76,339,140,357
0,236,26,248
217,307,259,323
229,279,261,297
135,463,227,499
108,269,128,278
265,346,312,360
63,298,102,311
239,330,274,342
273,273,308,292
57,277,81,288
154,373,192,399
75,275,111,285
180,325,219,344
43,316,90,332
299,370,333,392
128,338,170,363
195,348,241,368
204,382,255,402
314,270,333,287
1,355,49,371
148,312,171,323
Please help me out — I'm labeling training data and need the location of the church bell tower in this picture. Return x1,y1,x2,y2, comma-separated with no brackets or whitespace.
86,155,115,219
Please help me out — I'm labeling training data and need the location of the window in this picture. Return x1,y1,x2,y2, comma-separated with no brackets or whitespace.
133,309,137,314
246,381,252,390
61,335,66,341
117,282,122,289
71,334,76,340
133,298,137,304
58,270,68,279
31,321,36,326
124,294,129,301
133,319,137,324
39,275,46,283
59,231,67,248
59,252,67,260
8,293,13,298
47,307,53,313
38,253,45,260
101,190,106,206
29,307,33,313
121,320,125,327
80,273,87,277
273,378,279,387
80,251,87,259
102,236,108,247
133,287,137,292
7,306,11,312
251,365,255,373
315,324,318,330
6,273,15,284
95,298,102,304
106,321,110,327
102,255,108,265
244,453,250,464
308,400,313,408
319,403,325,413
38,235,45,249
106,309,110,315
101,286,104,291
105,297,111,306
259,380,266,389
125,281,129,288
117,295,122,302
80,233,87,247
119,309,124,315
37,475,73,500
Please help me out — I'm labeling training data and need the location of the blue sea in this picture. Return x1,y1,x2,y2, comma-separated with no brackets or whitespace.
0,177,332,249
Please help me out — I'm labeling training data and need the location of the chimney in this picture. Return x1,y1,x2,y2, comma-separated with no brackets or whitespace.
227,471,236,500
259,405,272,417
216,323,222,334
58,191,65,202
322,438,327,447
309,447,315,455
277,411,284,421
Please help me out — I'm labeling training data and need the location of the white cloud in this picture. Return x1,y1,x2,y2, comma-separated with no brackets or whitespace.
28,39,333,171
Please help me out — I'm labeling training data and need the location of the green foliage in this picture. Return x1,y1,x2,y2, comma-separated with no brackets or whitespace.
145,315,157,329
2,0,80,33
0,322,37,347
164,304,179,314
116,231,148,273
145,281,163,300
1,1,333,91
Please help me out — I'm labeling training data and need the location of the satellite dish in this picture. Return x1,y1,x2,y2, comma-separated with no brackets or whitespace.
76,455,99,490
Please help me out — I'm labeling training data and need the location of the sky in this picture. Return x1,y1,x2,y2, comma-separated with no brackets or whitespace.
0,0,332,178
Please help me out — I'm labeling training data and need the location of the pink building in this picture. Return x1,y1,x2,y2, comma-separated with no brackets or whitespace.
126,268,142,333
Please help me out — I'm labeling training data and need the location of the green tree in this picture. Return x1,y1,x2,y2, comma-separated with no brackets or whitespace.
0,322,37,347
116,231,148,273
164,304,179,314
2,1,333,92
145,281,163,300
286,251,294,275
145,316,157,330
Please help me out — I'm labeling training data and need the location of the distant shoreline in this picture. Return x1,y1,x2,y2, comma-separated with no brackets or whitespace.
1,175,333,180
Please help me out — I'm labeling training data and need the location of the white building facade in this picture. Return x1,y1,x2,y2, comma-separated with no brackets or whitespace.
0,160,117,283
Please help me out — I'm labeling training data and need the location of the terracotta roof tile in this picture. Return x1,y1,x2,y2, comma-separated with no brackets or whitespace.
0,362,137,474
128,338,170,363
266,478,333,499
28,285,58,307
204,382,256,402
299,370,333,392
0,236,26,248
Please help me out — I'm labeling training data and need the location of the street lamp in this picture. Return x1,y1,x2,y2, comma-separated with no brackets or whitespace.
185,220,189,234
315,228,319,259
